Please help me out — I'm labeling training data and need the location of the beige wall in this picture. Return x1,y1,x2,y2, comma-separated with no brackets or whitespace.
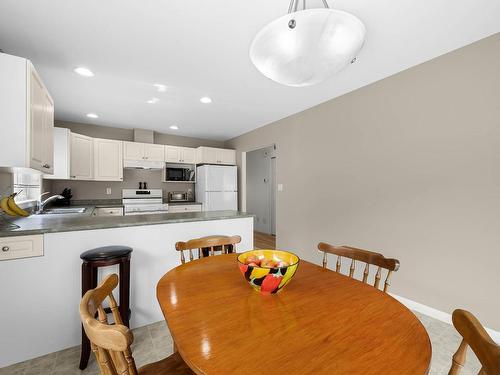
51,121,224,200
226,33,500,330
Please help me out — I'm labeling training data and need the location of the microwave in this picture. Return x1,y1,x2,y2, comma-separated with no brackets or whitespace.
164,163,195,182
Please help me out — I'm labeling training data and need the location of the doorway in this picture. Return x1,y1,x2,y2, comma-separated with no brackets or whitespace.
245,145,277,249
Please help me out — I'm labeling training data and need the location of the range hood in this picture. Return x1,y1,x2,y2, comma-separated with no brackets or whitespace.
123,159,164,170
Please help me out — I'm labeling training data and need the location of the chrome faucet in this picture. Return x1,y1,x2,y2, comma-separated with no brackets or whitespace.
36,192,64,214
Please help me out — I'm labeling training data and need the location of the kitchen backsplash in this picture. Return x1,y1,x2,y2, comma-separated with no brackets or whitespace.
48,169,195,201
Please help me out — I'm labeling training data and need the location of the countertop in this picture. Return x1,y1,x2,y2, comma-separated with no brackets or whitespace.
0,209,253,237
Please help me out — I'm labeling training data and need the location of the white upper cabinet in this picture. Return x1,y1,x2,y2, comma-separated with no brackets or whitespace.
94,138,123,181
44,127,70,180
196,147,236,165
70,133,94,180
144,143,165,162
124,141,164,162
0,53,54,173
123,141,144,160
165,146,196,164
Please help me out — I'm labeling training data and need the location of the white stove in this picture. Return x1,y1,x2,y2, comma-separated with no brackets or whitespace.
122,189,169,216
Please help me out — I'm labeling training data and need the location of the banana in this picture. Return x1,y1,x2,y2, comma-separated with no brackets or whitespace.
7,195,29,217
0,196,18,216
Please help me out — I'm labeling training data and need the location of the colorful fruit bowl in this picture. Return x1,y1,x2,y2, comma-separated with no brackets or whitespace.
237,249,300,294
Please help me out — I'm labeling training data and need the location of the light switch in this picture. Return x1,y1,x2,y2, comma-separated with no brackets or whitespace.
106,188,112,195
277,184,283,192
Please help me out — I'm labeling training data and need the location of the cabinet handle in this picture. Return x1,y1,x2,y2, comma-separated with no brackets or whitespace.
2,246,9,252
42,163,50,169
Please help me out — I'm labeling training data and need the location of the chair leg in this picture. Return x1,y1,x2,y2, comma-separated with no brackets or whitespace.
79,262,93,370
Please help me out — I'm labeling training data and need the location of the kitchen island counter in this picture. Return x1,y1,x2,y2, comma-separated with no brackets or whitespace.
0,210,253,237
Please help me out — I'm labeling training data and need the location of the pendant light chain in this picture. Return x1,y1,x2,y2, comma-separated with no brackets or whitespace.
288,0,328,13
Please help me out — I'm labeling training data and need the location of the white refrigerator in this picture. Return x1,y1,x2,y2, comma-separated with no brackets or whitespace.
196,165,238,211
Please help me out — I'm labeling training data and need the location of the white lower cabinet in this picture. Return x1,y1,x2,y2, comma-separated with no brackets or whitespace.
70,133,94,180
94,138,123,181
92,207,124,217
0,235,44,261
168,204,202,213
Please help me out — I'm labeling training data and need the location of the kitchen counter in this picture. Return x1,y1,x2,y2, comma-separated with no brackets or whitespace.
0,210,253,237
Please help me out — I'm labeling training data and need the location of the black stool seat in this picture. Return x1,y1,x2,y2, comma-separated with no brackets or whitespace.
80,245,132,262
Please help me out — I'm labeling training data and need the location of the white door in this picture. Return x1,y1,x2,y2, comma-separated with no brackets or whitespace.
123,141,144,160
223,166,238,192
207,192,238,211
181,147,196,164
44,127,70,180
42,95,54,174
165,146,181,163
94,138,123,181
144,144,165,162
71,133,94,180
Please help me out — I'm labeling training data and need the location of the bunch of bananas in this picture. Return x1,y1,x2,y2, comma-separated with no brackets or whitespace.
0,192,30,217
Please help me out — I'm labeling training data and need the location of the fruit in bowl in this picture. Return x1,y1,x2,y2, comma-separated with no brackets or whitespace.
237,250,300,294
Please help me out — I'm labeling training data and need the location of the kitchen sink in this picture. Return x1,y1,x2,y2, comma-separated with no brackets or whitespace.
38,207,87,215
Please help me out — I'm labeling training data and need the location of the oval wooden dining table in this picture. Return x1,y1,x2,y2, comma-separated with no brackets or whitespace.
156,254,432,375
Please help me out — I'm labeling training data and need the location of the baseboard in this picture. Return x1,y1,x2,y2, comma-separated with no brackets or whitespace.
391,293,500,344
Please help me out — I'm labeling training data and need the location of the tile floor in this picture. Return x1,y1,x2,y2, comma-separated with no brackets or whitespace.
0,312,481,375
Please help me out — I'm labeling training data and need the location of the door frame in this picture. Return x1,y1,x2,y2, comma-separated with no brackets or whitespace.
240,143,277,231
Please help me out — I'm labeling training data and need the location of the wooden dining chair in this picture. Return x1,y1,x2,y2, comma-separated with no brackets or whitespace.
175,235,241,264
317,242,400,293
79,273,193,375
448,309,500,375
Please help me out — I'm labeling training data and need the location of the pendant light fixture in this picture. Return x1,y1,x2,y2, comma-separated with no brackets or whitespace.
249,0,366,87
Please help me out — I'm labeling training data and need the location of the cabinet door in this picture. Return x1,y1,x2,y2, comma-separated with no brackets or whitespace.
218,149,236,165
165,145,182,163
29,65,54,173
123,141,144,160
70,133,94,180
42,96,54,174
44,127,70,180
181,147,196,164
144,144,165,162
199,147,218,164
94,138,123,181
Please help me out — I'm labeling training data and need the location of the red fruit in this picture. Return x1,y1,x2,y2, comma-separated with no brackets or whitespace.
245,255,260,265
276,261,289,268
260,259,276,268
261,274,283,293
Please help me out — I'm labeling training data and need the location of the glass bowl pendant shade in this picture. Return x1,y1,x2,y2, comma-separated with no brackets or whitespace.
250,9,366,87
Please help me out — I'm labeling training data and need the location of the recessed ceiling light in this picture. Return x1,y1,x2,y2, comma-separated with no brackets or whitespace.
86,113,98,119
169,125,179,130
154,84,167,92
147,98,160,104
200,96,212,104
74,67,94,77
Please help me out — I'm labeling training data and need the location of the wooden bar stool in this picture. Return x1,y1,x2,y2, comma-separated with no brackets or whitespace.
79,245,133,370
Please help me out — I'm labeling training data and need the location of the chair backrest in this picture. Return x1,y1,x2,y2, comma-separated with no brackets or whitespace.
317,242,400,293
449,309,500,375
79,274,138,375
175,235,241,264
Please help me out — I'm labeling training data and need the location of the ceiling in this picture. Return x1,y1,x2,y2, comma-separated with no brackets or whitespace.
0,1,499,141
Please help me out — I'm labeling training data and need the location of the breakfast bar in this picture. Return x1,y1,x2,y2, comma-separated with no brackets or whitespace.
0,211,254,368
